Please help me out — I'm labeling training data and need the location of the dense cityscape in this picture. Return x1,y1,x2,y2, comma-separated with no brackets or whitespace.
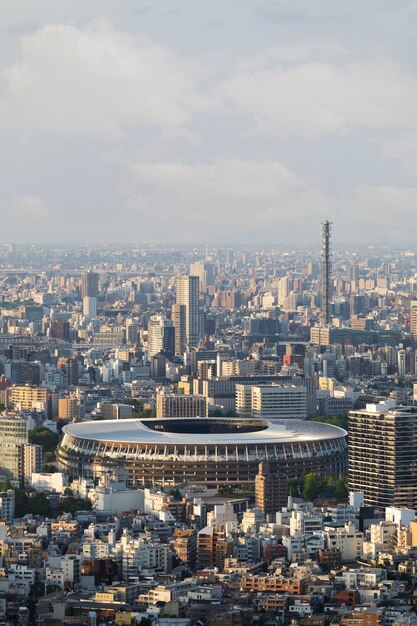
1,227,417,624
3,0,417,624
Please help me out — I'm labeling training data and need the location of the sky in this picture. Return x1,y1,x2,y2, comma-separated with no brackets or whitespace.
1,1,417,244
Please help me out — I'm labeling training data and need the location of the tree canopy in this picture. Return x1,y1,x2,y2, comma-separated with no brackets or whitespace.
29,426,59,454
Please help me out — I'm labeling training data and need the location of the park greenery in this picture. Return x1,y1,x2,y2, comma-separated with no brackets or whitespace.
288,472,348,502
307,414,348,431
2,482,92,517
29,426,59,454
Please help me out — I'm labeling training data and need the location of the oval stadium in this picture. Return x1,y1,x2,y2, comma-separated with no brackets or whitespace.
57,417,347,488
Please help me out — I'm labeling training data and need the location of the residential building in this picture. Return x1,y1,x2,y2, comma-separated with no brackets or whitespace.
156,393,208,418
349,403,417,509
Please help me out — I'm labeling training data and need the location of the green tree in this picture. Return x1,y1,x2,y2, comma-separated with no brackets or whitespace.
31,492,52,517
308,415,348,430
288,478,304,497
29,426,59,454
334,476,348,501
14,488,30,517
169,488,182,501
60,495,92,515
302,473,323,501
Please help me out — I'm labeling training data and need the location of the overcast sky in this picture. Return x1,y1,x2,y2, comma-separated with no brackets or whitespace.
1,1,417,244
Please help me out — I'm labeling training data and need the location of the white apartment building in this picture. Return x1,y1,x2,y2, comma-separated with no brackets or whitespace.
236,384,307,419
323,522,363,561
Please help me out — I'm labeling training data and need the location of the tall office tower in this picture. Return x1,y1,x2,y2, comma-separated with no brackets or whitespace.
81,270,99,299
172,304,186,355
348,403,417,509
346,261,359,283
0,415,28,480
57,357,79,387
255,462,288,517
83,296,97,319
147,316,175,360
176,275,200,348
350,294,369,316
411,301,417,339
320,220,331,327
126,319,139,345
190,261,215,292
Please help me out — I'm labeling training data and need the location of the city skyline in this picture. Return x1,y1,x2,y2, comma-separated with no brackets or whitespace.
1,1,417,243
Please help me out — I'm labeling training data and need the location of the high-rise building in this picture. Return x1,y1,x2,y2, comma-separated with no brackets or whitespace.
81,270,99,299
126,319,139,345
0,415,28,480
190,261,215,292
171,303,186,355
348,402,417,509
255,462,288,517
58,396,79,421
411,301,417,340
176,276,199,348
57,358,79,387
147,316,175,360
21,443,42,487
150,354,167,380
320,220,331,326
83,296,97,319
174,529,197,568
346,261,359,284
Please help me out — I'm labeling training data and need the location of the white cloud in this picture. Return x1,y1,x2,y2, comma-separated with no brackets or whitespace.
125,156,328,240
3,21,417,146
0,20,208,140
124,156,417,242
213,56,417,140
377,132,417,177
15,195,53,220
340,184,417,224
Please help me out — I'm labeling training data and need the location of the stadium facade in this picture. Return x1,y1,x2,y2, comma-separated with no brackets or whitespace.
57,417,347,488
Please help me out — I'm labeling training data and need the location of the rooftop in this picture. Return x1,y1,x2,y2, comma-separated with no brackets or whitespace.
63,417,347,446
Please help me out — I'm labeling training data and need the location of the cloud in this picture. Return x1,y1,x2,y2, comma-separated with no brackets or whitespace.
0,21,208,140
253,1,347,24
340,184,417,224
212,56,417,140
15,195,53,220
125,156,328,241
2,20,417,148
377,132,417,177
124,155,417,242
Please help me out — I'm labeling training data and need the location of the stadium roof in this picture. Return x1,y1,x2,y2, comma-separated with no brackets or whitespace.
63,417,347,446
